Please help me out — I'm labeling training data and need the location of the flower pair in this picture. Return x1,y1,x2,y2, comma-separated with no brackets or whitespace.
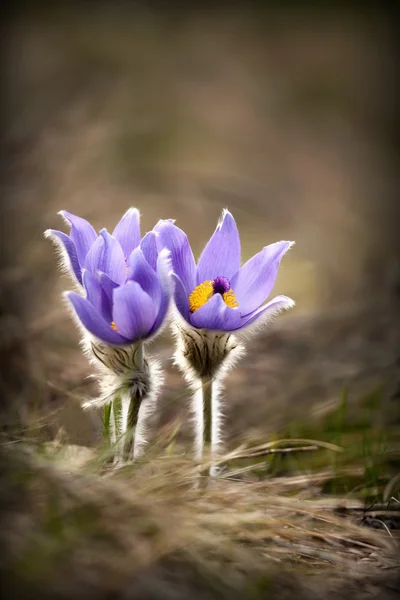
46,207,295,468
46,208,294,344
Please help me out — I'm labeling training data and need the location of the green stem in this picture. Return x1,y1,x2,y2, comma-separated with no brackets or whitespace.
124,396,142,457
200,378,213,483
124,343,144,459
112,394,122,444
103,403,112,446
202,379,212,452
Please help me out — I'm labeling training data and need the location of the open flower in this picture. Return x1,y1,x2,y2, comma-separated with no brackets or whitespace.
64,244,171,346
154,209,294,332
44,208,155,286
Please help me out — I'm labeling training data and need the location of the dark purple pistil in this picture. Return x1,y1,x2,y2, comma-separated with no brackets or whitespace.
212,276,230,295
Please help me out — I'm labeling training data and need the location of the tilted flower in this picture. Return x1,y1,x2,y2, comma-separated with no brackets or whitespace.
45,208,172,462
64,242,171,460
64,242,172,346
154,209,295,333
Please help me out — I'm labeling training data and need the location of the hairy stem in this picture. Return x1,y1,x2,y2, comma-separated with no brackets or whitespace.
124,343,144,459
124,395,142,458
110,394,122,462
103,403,112,446
202,378,212,452
200,378,213,483
112,394,122,439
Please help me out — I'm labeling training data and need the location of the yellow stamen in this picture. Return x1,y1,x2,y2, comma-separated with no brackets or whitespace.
110,321,118,331
222,288,239,309
189,280,239,313
189,280,213,313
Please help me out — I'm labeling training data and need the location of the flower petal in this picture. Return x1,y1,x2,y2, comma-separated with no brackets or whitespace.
112,281,156,341
44,229,82,285
197,210,241,283
65,291,127,345
127,247,161,308
238,295,295,330
154,220,196,295
112,207,141,259
149,248,173,334
98,272,118,306
171,273,190,321
59,211,97,266
140,231,158,271
190,293,241,331
84,229,126,285
232,241,294,315
82,269,112,322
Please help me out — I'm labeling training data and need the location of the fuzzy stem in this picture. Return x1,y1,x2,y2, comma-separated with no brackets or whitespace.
103,403,112,446
113,394,122,438
200,378,213,483
202,378,213,454
124,394,142,458
111,394,123,463
124,343,144,460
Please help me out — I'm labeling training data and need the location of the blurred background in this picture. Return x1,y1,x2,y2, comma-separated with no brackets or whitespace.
1,3,399,458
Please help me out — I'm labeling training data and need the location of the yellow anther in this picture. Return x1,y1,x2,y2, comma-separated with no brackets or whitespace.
189,280,214,313
189,280,239,313
222,288,239,309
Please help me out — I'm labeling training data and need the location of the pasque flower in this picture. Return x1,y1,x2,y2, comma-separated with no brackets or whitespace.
65,241,171,346
154,209,294,333
45,207,170,345
45,208,171,461
155,209,295,481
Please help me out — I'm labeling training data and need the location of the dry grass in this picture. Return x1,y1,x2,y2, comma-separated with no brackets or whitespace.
1,437,399,600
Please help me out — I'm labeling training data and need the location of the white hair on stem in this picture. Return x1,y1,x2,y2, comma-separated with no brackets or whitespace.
171,315,245,478
61,291,164,463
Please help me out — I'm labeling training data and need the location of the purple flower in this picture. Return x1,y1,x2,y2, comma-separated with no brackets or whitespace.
45,208,171,345
45,208,149,286
154,210,294,332
64,246,171,345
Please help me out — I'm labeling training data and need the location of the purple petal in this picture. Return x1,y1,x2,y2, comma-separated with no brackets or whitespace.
149,249,173,334
84,229,126,285
65,291,128,345
197,210,241,284
112,281,156,341
140,231,158,271
127,248,161,308
98,272,118,306
238,295,295,330
112,207,141,260
44,229,82,285
82,270,112,322
232,241,294,315
171,273,190,321
154,220,196,295
190,293,241,331
59,211,97,266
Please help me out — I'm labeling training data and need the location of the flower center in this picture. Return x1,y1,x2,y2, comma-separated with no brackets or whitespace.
189,277,239,313
110,321,118,331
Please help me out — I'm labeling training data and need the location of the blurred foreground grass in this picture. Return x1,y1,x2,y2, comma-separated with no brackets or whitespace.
1,382,399,600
